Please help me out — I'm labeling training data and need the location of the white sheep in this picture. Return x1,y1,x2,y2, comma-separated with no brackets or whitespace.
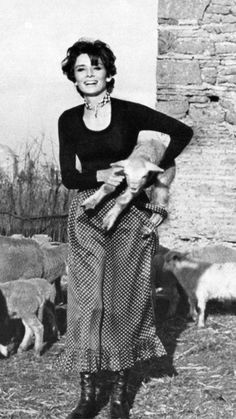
0,278,57,357
163,250,236,327
153,245,236,319
82,133,176,233
0,235,68,303
31,234,52,244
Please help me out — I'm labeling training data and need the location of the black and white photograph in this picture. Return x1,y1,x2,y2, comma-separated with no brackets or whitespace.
0,1,236,418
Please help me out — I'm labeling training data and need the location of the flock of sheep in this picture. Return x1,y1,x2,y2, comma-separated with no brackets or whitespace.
1,235,236,360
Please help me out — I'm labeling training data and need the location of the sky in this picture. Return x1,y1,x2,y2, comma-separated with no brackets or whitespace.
0,0,158,164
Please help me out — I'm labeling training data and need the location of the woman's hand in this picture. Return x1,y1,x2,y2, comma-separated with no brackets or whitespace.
97,167,125,187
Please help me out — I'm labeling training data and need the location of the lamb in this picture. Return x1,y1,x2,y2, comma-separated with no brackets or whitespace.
82,133,176,233
153,245,236,318
0,278,57,357
0,235,68,302
163,250,236,327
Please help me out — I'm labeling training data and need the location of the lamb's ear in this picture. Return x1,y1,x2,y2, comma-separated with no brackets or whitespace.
145,161,164,173
110,160,127,169
167,250,183,261
174,251,187,261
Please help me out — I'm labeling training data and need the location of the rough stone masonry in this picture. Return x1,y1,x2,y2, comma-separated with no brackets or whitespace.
157,0,236,247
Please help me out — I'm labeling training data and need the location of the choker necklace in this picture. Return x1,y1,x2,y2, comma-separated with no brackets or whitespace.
84,92,111,117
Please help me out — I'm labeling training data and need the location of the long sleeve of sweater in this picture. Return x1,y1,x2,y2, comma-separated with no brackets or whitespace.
133,105,193,169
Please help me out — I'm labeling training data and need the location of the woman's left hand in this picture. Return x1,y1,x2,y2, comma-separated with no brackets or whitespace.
141,213,164,238
150,213,164,227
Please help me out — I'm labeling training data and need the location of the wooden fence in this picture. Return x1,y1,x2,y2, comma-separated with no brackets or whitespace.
0,211,69,242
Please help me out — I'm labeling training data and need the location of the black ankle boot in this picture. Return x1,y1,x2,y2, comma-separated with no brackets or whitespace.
110,370,130,419
66,372,96,419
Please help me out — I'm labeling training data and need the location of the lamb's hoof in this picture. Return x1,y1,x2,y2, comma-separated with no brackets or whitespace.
197,323,205,328
34,352,42,358
81,198,97,210
0,345,8,357
102,216,116,231
102,222,113,231
55,331,61,341
34,347,43,357
141,226,152,238
17,346,27,355
166,310,176,319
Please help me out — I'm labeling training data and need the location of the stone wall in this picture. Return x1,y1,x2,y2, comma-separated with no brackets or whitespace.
157,0,236,248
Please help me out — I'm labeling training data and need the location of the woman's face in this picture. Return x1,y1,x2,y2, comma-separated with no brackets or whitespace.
74,53,109,97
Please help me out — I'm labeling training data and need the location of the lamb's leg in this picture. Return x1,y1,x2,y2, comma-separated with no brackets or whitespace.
166,288,180,318
81,184,116,210
22,315,44,356
196,294,206,328
54,277,63,305
17,319,34,353
187,297,198,322
0,343,8,357
102,188,134,230
37,300,45,324
44,302,59,341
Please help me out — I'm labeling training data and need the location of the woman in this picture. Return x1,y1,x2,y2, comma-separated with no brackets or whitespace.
58,38,193,419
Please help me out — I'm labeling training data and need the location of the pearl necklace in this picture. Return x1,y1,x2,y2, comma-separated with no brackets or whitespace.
84,92,111,117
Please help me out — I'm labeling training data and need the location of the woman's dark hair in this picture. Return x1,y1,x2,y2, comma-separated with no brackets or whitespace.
61,38,117,94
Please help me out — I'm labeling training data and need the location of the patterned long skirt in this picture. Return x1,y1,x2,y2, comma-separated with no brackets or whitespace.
57,189,166,373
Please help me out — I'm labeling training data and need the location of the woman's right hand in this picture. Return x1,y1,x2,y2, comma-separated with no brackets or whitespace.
97,167,125,187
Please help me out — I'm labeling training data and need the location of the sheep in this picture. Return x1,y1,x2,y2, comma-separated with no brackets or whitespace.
0,278,57,357
31,234,52,244
151,245,181,318
153,245,236,318
163,250,236,327
0,235,68,303
10,234,25,239
0,236,44,281
188,245,236,263
82,132,176,233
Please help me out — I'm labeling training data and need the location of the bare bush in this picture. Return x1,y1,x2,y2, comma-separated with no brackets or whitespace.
0,136,74,240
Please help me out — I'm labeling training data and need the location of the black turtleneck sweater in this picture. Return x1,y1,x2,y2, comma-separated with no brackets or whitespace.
59,97,193,191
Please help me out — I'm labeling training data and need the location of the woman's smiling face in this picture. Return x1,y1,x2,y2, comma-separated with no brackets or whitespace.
74,53,110,97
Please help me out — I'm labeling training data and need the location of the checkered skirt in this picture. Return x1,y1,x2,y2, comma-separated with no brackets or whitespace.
56,189,166,373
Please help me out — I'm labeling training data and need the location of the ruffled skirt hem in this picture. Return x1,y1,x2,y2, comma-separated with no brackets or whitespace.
55,336,166,374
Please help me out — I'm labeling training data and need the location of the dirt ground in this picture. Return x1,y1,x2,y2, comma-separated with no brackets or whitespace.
0,238,236,418
0,297,236,419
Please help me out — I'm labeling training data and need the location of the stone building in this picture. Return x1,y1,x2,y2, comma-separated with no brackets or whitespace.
157,0,236,247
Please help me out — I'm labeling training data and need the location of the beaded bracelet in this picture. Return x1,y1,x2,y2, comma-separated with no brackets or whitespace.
143,203,168,219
